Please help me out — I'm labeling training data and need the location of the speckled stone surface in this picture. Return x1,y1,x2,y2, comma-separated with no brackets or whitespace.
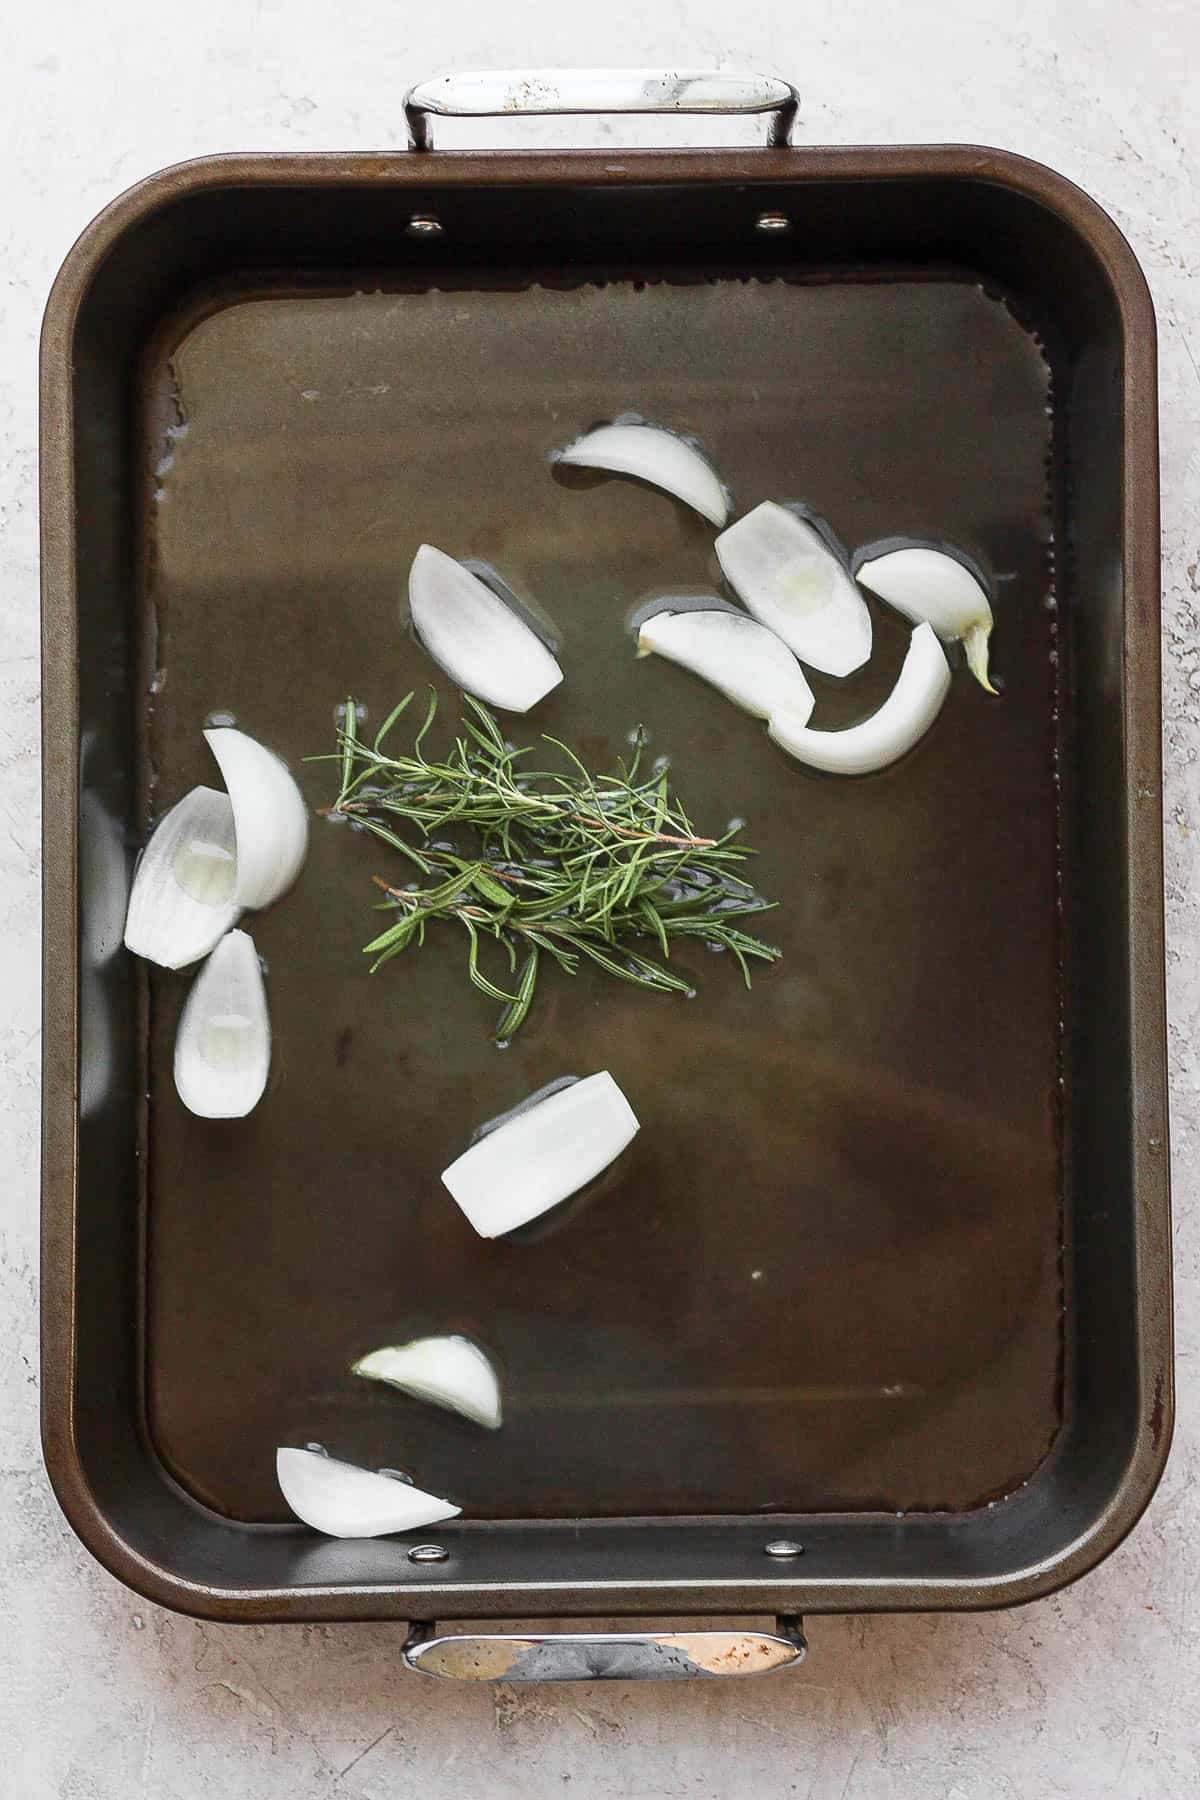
3,5,1198,1794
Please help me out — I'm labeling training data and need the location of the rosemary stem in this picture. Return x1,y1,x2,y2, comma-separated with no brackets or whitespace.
332,693,780,1037
331,791,715,851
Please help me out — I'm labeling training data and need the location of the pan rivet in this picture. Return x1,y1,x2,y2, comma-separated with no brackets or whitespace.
407,214,444,239
408,1542,449,1563
755,211,792,235
764,1539,804,1558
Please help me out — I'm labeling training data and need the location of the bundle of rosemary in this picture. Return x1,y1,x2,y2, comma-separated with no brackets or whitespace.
323,692,780,1038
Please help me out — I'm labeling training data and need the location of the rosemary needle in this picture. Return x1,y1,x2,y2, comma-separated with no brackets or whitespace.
321,691,781,1038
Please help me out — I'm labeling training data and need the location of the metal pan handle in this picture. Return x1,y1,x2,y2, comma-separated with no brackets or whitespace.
402,1617,807,1682
404,69,798,152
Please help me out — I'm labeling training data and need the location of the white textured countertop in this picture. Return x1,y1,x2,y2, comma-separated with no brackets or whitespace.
4,4,1198,1794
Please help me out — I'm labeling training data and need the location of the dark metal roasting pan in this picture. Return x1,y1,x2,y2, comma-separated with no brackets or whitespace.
40,71,1171,1681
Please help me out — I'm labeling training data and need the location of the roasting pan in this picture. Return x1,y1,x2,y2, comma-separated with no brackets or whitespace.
40,71,1172,1680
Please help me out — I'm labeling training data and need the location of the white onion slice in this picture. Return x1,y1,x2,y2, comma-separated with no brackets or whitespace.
354,1336,502,1430
82,784,131,969
555,422,730,526
79,963,113,1120
442,1071,639,1239
203,728,309,909
173,928,270,1118
716,502,872,676
855,545,996,692
123,785,241,970
408,544,564,713
768,623,950,775
276,1447,461,1538
637,607,814,724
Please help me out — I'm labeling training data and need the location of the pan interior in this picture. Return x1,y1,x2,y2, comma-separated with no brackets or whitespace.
139,272,1062,1524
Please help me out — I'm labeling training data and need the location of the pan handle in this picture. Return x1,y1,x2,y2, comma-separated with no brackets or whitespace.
401,1617,807,1682
404,69,799,152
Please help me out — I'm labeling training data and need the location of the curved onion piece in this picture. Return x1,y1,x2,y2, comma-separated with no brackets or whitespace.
354,1336,502,1430
716,502,872,677
204,728,309,909
408,544,563,713
173,928,270,1118
123,785,241,970
637,607,814,724
442,1071,639,1239
768,623,950,776
855,545,996,692
79,963,113,1120
276,1447,461,1538
83,785,132,969
555,422,730,526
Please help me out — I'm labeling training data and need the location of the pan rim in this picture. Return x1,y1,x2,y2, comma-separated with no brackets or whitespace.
39,142,1170,1621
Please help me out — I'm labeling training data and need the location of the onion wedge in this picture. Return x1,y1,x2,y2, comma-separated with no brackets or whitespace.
555,421,730,526
408,544,564,713
354,1336,502,1430
276,1447,460,1538
855,544,997,692
123,785,241,970
82,782,131,970
769,623,951,775
173,928,270,1118
442,1071,639,1239
637,607,814,724
716,502,872,677
204,728,309,909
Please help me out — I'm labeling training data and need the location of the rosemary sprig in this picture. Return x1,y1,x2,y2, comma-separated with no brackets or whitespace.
321,692,781,1038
